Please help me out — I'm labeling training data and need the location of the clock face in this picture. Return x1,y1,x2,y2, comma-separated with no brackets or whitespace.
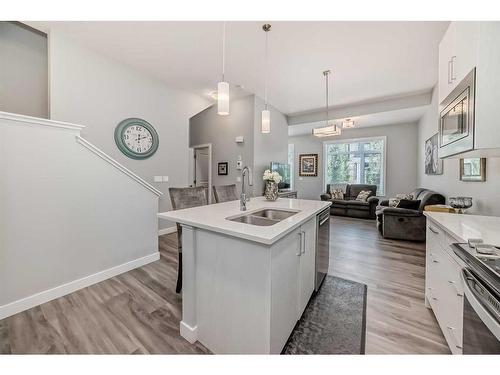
114,118,159,159
123,125,153,154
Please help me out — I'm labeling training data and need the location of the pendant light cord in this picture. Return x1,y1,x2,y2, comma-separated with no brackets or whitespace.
264,29,269,109
325,71,329,125
222,21,226,82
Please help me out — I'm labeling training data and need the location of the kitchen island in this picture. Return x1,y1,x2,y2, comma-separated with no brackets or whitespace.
158,197,331,354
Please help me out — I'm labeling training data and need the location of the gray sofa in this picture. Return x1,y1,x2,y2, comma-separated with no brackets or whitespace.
320,184,379,219
376,188,445,242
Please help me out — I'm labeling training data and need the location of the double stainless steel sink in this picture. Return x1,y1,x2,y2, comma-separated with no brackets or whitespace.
227,209,299,226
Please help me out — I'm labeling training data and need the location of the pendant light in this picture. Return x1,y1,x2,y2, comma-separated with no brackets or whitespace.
218,22,229,116
261,23,272,134
343,119,355,128
313,70,341,137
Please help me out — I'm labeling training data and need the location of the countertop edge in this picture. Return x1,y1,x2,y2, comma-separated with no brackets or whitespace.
158,201,331,246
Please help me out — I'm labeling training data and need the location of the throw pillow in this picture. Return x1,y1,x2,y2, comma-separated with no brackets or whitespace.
356,190,372,202
397,199,421,210
396,193,414,200
389,198,400,207
331,189,344,200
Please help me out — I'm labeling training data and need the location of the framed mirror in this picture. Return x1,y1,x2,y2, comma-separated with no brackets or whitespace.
460,158,486,182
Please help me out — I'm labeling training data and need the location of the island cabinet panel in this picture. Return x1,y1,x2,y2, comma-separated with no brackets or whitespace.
270,217,317,353
425,219,465,354
193,228,272,354
269,227,301,354
298,217,317,316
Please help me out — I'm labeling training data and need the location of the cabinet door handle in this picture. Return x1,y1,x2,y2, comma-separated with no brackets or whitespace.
297,232,303,256
429,226,439,235
447,326,463,349
448,280,464,297
301,231,306,254
448,60,453,84
450,56,457,81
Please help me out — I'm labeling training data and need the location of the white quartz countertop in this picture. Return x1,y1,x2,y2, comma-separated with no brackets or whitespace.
424,212,500,247
158,197,331,245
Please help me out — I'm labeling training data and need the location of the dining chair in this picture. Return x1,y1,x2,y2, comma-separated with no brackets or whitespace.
168,186,208,293
212,184,238,203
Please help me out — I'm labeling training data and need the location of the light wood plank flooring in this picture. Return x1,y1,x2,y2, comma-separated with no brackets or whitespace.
330,217,449,354
0,216,449,354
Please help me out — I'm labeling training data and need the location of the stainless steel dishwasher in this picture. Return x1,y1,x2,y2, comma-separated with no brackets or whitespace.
315,208,330,291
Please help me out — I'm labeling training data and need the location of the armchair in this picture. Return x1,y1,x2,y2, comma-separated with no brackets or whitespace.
376,188,445,241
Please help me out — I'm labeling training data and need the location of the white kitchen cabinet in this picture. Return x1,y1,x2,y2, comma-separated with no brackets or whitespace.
474,22,500,151
438,22,479,104
271,216,317,353
298,217,317,316
425,219,465,354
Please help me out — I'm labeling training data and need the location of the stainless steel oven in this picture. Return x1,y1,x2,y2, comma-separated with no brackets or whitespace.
461,268,500,353
315,208,330,291
439,68,476,158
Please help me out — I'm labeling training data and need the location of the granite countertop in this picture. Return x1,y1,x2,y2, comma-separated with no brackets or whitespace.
424,211,500,247
158,197,331,245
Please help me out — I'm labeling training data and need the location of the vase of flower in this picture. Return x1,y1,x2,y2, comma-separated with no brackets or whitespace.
263,169,282,201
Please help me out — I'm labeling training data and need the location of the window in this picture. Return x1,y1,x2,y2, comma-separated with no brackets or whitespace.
288,143,294,190
323,137,386,196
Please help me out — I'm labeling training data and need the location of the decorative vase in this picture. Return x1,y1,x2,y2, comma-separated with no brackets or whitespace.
265,181,279,201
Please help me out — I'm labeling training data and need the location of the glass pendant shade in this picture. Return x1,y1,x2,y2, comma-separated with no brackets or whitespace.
217,81,229,116
261,109,271,133
313,122,342,137
343,119,355,128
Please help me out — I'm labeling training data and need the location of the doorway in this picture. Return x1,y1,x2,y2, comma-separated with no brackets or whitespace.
192,144,212,204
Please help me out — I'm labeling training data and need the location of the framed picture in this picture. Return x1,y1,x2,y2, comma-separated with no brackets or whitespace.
460,158,486,182
218,162,228,175
299,154,318,177
424,133,443,175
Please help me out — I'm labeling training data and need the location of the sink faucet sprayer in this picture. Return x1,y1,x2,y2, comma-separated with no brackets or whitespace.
240,166,253,211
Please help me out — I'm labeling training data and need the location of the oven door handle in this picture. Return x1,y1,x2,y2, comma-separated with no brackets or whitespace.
461,268,500,341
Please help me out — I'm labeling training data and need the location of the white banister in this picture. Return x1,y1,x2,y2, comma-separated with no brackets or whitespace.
75,135,162,197
0,111,85,131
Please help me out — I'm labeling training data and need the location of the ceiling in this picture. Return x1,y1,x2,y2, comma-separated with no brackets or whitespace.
30,21,448,115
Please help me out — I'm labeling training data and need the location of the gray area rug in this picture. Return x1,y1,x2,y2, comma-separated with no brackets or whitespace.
283,276,367,354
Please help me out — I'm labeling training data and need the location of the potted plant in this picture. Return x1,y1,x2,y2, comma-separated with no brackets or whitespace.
263,169,282,201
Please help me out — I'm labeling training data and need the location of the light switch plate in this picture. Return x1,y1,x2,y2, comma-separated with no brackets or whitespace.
154,176,163,183
236,176,242,182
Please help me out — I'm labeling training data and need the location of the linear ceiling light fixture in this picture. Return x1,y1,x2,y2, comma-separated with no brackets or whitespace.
217,21,229,116
261,23,272,134
313,70,341,137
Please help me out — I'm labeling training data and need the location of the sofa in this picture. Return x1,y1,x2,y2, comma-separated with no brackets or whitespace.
320,184,379,219
375,188,445,241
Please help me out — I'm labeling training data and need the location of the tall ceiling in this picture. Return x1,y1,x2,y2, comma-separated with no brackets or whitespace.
30,21,448,115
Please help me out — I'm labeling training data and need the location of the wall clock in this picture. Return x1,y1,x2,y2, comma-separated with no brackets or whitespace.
114,118,159,159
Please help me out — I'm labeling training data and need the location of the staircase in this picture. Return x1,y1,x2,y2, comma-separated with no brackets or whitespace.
0,111,162,319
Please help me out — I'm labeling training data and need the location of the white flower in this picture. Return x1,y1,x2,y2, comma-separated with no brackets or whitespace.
263,169,282,183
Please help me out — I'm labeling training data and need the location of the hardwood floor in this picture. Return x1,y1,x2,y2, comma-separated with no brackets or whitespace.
329,216,449,354
0,216,449,354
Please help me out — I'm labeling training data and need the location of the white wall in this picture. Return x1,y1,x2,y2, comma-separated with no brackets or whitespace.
288,122,419,200
417,87,500,215
0,22,48,118
253,96,289,195
0,114,160,319
49,32,210,230
189,95,255,195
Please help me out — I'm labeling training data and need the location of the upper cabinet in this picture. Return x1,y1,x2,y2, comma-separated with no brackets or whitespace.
438,22,500,158
438,22,479,104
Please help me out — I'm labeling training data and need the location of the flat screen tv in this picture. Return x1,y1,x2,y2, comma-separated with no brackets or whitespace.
270,162,291,190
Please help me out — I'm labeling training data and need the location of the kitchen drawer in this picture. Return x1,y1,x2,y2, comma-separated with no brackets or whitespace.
426,244,464,354
426,222,445,251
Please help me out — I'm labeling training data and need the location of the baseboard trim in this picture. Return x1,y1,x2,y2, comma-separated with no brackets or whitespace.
180,321,198,344
0,252,160,320
159,226,177,236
